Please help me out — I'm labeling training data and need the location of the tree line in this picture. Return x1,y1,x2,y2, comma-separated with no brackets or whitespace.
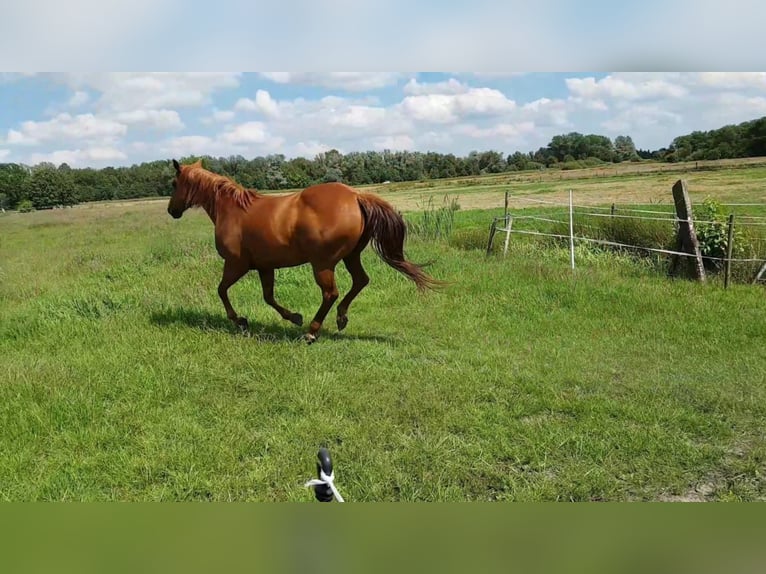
2,115,766,211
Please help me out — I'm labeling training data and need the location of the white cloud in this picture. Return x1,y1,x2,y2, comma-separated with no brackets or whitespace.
201,109,236,125
701,93,766,127
220,121,273,145
569,97,608,112
693,72,766,90
0,72,38,83
158,135,215,158
520,98,571,128
454,121,536,140
232,92,412,147
372,135,415,151
113,109,184,131
566,75,688,101
399,87,517,124
601,105,683,134
0,149,9,160
234,89,280,117
557,72,766,148
3,74,242,160
419,131,454,148
27,146,127,167
50,73,242,113
453,73,528,79
155,121,285,160
68,91,90,108
327,105,387,129
259,72,405,91
213,109,236,122
293,140,335,158
402,78,469,96
6,72,766,169
6,113,127,146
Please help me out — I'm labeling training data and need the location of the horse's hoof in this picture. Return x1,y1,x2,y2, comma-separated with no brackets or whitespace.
236,317,249,333
304,333,318,345
290,313,304,327
337,315,348,331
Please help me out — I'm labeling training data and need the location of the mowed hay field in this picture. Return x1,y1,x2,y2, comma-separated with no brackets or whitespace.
1,162,766,501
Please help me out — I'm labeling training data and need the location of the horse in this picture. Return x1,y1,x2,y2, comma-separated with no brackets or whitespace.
166,159,443,343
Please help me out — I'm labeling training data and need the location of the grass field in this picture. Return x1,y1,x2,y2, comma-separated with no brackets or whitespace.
1,160,765,501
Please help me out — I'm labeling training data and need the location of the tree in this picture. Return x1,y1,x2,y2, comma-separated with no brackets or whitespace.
614,135,639,162
0,163,31,209
265,154,288,189
478,150,505,174
25,165,78,209
316,149,344,183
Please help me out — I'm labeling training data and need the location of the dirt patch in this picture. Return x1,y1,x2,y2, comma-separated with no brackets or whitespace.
658,482,716,502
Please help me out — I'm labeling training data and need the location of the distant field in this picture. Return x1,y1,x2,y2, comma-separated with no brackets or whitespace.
1,158,765,501
59,156,766,215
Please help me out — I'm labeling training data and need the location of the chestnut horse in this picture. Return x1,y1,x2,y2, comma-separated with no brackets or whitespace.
166,159,442,343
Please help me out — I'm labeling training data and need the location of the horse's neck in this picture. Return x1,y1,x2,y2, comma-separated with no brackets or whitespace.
195,187,218,223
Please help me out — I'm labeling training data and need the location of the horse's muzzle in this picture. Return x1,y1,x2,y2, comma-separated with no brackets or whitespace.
167,207,182,219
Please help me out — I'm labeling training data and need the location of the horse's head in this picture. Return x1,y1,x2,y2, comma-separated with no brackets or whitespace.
167,159,202,218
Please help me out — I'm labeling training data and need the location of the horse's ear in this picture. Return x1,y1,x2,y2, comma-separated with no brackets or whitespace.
173,159,181,173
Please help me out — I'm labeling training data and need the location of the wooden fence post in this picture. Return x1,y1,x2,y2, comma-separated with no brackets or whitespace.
502,216,513,257
669,179,706,282
486,218,498,256
724,214,735,289
754,261,766,285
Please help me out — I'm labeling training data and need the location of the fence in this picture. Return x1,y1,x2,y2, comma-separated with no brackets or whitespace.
486,180,766,287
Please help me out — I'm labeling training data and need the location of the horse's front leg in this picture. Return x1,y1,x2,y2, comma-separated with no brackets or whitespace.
258,269,303,327
305,265,339,344
218,259,250,333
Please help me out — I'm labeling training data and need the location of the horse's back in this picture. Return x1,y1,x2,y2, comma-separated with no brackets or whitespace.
297,182,359,205
287,182,365,258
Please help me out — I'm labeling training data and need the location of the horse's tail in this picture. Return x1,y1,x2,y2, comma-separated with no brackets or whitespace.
356,192,444,292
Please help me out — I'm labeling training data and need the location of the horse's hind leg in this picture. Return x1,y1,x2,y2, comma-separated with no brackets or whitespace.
336,252,370,332
218,259,250,333
306,264,339,344
258,269,303,327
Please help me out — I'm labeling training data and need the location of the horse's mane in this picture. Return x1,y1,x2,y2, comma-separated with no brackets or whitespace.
182,166,259,211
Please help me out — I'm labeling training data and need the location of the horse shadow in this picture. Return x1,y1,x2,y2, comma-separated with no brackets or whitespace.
149,307,395,344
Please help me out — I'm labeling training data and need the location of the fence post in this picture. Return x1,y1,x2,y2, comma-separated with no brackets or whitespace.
486,218,498,256
502,215,513,257
669,179,706,282
754,261,766,285
724,214,735,289
569,189,575,271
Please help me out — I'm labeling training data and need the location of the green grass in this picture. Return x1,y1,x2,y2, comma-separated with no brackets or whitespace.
1,196,766,502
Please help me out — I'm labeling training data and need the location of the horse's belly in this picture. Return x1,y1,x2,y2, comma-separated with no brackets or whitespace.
242,234,309,269
249,249,308,269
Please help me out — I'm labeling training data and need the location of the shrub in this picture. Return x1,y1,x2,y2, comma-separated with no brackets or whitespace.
17,199,35,213
408,194,460,241
597,217,675,252
547,213,674,258
449,227,490,252
693,198,750,272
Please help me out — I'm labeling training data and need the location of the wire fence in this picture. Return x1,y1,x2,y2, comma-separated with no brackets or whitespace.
487,190,766,283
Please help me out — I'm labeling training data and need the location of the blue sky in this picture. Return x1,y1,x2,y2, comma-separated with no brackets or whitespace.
1,72,766,168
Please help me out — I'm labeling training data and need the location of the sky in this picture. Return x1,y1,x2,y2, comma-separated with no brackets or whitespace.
1,72,766,168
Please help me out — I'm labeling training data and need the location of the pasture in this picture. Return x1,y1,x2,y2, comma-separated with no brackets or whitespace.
1,161,765,501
